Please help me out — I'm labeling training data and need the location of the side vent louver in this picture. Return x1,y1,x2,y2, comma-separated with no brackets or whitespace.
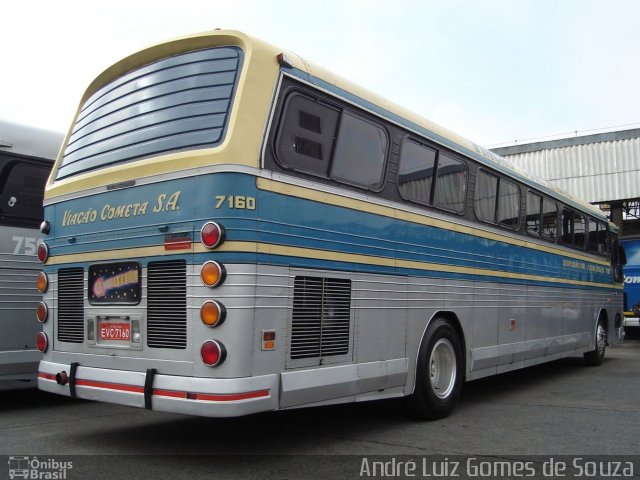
294,136,323,159
147,260,187,349
291,276,351,360
57,268,85,343
299,110,322,133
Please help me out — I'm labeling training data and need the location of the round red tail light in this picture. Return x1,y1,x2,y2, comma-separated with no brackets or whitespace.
36,332,48,353
201,340,227,367
36,302,48,323
201,222,225,249
37,272,48,293
37,242,49,263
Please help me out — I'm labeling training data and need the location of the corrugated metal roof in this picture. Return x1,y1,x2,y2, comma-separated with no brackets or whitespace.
493,132,640,204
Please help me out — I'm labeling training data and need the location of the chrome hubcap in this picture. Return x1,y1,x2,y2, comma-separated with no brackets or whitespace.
596,324,606,356
429,338,457,399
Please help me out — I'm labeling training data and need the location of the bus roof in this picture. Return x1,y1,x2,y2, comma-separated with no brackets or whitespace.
50,29,611,227
0,119,63,161
264,36,609,225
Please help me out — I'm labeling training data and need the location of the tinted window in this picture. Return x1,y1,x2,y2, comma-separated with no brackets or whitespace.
330,112,387,189
526,192,542,235
434,154,467,213
474,171,498,223
57,47,243,180
398,140,436,205
542,199,557,239
574,213,586,248
497,179,520,228
561,208,573,244
0,157,51,228
587,218,599,253
276,93,340,177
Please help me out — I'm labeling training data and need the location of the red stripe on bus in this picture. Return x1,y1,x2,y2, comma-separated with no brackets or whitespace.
75,379,145,394
38,372,57,381
153,389,270,402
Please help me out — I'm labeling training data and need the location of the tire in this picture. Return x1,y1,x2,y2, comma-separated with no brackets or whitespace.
584,320,606,366
405,317,464,420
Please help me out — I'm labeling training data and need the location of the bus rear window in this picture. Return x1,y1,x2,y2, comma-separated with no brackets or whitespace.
56,47,243,180
0,156,50,228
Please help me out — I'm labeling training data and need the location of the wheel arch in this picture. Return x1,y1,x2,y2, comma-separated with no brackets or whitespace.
596,307,609,345
410,310,467,394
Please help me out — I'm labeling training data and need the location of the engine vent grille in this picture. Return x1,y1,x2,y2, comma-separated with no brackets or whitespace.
57,268,85,343
147,260,187,349
291,276,351,359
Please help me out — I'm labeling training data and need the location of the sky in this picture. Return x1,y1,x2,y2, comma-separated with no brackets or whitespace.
2,0,640,147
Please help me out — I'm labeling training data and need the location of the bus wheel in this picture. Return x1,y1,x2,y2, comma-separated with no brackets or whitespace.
405,318,463,420
584,320,606,366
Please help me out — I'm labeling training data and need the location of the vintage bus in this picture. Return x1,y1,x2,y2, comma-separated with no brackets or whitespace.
37,30,625,419
0,120,60,389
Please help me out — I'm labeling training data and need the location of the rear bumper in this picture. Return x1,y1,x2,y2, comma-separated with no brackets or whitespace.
0,350,40,388
623,317,640,328
38,360,279,417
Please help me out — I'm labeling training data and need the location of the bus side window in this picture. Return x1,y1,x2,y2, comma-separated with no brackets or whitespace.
587,218,607,255
433,154,467,213
574,212,586,249
330,112,388,190
474,170,498,223
542,199,557,240
526,192,542,236
561,208,573,245
497,178,520,228
398,140,436,206
598,222,608,255
275,92,340,178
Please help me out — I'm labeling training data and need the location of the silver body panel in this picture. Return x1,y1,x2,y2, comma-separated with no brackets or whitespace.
0,226,44,386
40,262,622,416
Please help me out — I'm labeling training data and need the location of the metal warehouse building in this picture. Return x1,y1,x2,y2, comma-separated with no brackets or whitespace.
492,128,640,238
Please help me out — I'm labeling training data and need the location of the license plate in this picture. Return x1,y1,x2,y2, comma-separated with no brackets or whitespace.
99,322,131,341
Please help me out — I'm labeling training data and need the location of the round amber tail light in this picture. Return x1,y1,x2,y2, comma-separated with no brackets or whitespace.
37,272,48,293
200,300,226,327
201,261,226,288
36,302,48,323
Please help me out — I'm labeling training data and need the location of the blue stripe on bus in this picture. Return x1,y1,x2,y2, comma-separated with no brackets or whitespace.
44,172,614,287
